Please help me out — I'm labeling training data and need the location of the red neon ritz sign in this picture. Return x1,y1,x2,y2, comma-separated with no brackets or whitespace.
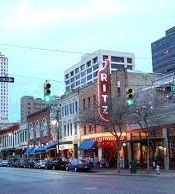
97,59,110,121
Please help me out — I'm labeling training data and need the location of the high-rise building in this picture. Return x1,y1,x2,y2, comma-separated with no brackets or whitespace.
20,96,48,123
151,26,175,75
64,50,135,92
0,52,8,122
20,96,60,123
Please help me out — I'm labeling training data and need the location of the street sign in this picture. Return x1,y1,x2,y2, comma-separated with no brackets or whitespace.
0,76,14,83
171,85,175,93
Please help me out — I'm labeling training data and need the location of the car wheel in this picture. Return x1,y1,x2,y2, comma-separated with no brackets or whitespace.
74,167,78,172
66,166,69,171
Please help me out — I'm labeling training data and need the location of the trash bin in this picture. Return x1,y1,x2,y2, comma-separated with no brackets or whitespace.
130,161,137,173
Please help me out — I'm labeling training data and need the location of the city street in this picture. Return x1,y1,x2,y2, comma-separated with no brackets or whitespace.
0,168,175,194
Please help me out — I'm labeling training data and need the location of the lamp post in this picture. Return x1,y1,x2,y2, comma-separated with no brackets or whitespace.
8,131,15,158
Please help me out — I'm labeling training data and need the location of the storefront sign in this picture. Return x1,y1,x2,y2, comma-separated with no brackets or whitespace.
97,141,116,148
59,144,73,150
97,59,110,121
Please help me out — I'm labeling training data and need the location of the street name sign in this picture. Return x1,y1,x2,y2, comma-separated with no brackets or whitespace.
0,76,14,83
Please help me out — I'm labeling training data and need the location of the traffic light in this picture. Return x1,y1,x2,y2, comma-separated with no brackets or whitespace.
126,88,134,105
44,82,51,103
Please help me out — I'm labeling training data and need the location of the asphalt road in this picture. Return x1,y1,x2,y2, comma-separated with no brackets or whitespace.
0,167,175,194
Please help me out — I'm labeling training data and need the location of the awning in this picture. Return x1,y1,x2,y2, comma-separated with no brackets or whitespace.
78,140,96,150
46,142,57,150
35,146,46,153
21,147,27,154
24,147,35,155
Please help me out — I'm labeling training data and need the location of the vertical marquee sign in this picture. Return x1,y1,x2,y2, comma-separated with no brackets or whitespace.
97,59,110,122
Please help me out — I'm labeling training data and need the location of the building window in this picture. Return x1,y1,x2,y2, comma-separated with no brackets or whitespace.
127,58,132,63
81,77,86,84
29,123,34,139
35,121,40,138
87,74,92,81
87,61,91,68
81,70,86,77
93,57,98,64
88,97,91,107
83,99,86,110
67,123,69,136
75,67,79,74
42,119,48,136
93,64,99,71
70,123,72,136
75,101,78,113
89,125,92,132
65,74,69,79
84,126,86,135
103,55,108,61
127,65,132,70
74,122,77,135
80,64,85,71
87,67,92,74
93,95,96,106
70,71,74,77
64,125,66,137
111,56,124,63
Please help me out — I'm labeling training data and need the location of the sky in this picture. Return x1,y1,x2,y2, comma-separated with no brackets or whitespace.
0,0,174,122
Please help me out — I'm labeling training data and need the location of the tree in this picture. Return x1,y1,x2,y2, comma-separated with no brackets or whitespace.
128,88,169,171
79,94,130,173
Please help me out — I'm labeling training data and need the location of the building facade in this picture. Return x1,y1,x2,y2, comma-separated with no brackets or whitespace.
64,50,135,92
20,96,60,123
60,90,79,158
151,26,175,75
0,52,8,122
0,123,28,159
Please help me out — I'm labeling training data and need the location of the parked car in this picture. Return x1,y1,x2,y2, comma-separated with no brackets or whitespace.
65,159,91,172
19,159,30,168
8,158,18,167
34,160,47,169
46,158,68,170
28,158,40,168
0,160,9,167
13,159,21,168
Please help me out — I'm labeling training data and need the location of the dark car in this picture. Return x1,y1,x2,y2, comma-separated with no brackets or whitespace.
13,159,21,168
46,158,68,170
65,159,91,172
8,158,18,167
20,159,30,168
28,158,40,168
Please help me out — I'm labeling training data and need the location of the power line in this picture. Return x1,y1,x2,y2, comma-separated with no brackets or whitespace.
0,43,86,54
8,74,65,83
0,43,151,60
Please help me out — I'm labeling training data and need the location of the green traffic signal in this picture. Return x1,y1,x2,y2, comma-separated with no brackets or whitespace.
126,88,134,105
44,82,51,103
44,95,52,103
127,99,134,105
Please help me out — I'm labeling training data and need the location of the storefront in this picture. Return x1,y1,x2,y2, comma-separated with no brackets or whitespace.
59,141,74,159
168,127,175,169
79,133,127,168
128,129,164,169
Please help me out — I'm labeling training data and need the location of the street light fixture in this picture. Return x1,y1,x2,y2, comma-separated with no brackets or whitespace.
8,132,15,157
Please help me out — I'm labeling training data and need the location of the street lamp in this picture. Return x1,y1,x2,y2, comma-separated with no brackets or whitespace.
8,132,15,157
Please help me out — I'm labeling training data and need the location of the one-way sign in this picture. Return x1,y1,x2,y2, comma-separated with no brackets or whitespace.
0,76,14,83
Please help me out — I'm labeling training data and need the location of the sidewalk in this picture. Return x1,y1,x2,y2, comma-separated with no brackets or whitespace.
91,168,175,177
